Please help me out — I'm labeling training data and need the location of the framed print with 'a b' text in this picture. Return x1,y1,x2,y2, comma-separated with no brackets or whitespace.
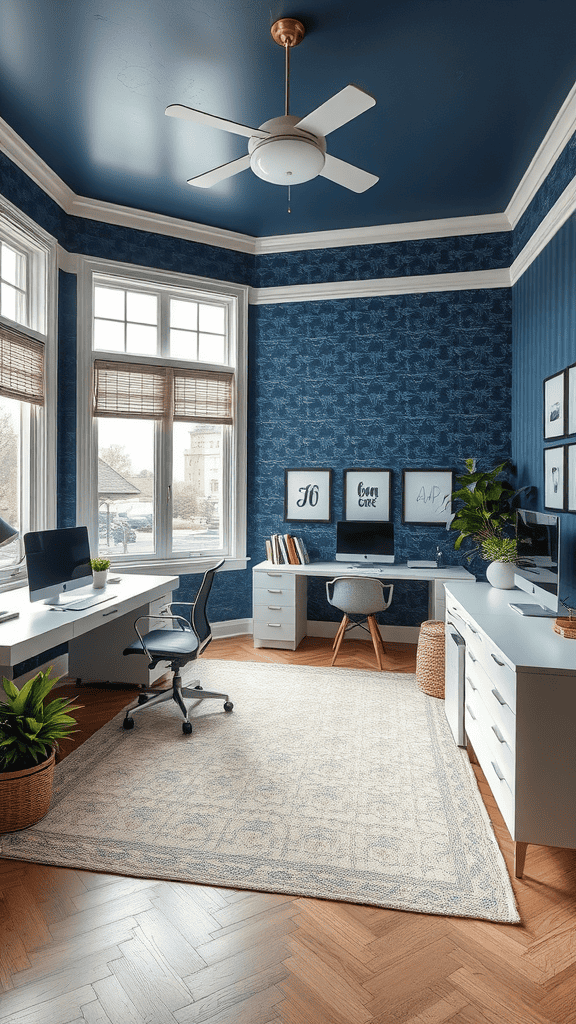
284,468,332,522
344,469,391,521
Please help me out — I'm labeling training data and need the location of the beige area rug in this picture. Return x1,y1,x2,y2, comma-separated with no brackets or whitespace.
0,661,519,922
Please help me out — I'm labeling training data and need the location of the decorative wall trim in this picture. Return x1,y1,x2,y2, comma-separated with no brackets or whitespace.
506,81,576,229
510,173,576,285
212,618,253,639
307,620,420,644
0,115,75,212
249,268,511,304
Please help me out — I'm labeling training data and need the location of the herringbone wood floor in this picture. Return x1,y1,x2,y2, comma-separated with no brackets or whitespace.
1,635,575,1024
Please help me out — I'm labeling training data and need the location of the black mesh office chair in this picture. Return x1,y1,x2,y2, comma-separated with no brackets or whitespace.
122,559,233,734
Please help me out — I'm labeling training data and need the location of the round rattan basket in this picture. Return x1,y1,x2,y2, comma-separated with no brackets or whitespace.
553,617,576,640
0,749,56,833
416,619,446,698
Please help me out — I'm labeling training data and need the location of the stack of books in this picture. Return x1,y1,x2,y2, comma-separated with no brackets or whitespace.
266,534,310,565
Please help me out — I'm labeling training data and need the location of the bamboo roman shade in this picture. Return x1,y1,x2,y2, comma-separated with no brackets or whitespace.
93,360,233,424
0,323,45,405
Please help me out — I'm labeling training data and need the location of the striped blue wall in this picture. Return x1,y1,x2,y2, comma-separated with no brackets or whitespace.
512,211,576,610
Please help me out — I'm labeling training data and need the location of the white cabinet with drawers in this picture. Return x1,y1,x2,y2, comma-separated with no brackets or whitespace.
445,581,576,879
253,567,307,650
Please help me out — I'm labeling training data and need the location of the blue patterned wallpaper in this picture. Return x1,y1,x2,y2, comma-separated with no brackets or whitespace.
254,232,512,288
513,129,576,258
248,290,512,625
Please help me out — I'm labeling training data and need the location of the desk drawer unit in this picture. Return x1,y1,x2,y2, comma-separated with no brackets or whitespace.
253,569,307,650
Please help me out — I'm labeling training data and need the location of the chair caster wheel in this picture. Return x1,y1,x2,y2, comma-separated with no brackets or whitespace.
182,721,193,735
123,716,135,730
194,684,203,690
137,694,149,705
224,701,234,712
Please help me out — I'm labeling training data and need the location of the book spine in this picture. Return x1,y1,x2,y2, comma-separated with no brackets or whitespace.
285,534,300,564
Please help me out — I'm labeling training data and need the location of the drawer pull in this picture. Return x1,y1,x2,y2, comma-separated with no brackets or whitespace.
102,609,118,617
266,573,282,578
491,760,505,782
491,653,506,667
469,625,480,636
465,675,477,691
491,724,506,744
267,589,282,594
268,623,282,628
267,605,282,610
465,703,476,721
492,687,507,707
468,650,477,663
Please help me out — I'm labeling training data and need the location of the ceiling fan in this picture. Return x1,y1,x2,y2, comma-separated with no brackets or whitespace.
165,18,379,194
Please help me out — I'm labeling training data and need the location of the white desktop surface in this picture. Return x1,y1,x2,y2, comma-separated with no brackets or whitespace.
255,560,475,582
0,573,179,668
445,581,575,674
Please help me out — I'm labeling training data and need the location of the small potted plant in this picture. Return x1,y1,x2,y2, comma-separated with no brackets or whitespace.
0,668,81,832
448,459,526,589
90,556,111,589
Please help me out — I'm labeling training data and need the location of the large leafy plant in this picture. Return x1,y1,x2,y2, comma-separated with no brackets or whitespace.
449,459,521,560
0,669,81,772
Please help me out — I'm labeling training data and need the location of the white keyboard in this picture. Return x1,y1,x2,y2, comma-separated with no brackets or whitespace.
406,560,437,568
64,594,114,611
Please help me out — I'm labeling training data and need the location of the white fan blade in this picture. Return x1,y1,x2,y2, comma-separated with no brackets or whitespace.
320,153,379,193
295,85,375,138
166,104,268,140
187,155,251,189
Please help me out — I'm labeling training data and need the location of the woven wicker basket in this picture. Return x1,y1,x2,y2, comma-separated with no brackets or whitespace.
553,617,576,640
0,749,56,833
416,620,446,699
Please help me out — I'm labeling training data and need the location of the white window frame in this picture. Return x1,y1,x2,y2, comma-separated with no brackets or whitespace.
0,194,57,587
77,256,248,575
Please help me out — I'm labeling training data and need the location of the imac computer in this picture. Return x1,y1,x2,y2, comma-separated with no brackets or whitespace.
24,526,93,606
510,510,561,617
336,520,395,564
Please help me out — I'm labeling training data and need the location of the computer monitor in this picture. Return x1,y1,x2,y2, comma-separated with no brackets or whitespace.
24,526,93,606
511,510,561,616
336,520,395,564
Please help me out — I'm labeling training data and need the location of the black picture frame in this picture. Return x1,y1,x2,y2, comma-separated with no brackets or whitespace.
543,445,566,511
343,468,392,521
402,468,453,525
284,468,332,523
543,370,567,440
567,443,576,513
567,362,576,438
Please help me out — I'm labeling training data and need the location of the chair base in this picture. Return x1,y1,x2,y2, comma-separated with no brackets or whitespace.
123,672,233,734
332,614,386,670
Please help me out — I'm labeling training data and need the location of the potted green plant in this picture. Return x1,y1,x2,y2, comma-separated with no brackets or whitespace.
0,668,81,832
90,556,111,589
449,459,524,589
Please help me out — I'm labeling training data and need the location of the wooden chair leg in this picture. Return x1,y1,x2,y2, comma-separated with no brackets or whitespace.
331,615,349,665
367,615,383,670
332,614,348,651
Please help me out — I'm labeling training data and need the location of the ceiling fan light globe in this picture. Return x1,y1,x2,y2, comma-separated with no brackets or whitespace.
249,137,325,185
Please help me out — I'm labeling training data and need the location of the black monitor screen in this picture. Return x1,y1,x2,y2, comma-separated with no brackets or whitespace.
24,526,92,602
336,520,394,560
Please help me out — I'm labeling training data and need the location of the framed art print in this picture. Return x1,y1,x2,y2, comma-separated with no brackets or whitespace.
343,468,391,521
543,370,566,439
568,444,576,512
543,445,566,511
284,468,332,522
402,469,453,525
568,363,576,437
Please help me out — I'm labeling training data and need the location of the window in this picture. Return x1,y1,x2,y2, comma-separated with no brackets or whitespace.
77,259,247,574
0,197,56,578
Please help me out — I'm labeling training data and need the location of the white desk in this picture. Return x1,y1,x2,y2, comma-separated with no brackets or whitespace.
253,561,475,650
0,573,179,687
445,582,576,877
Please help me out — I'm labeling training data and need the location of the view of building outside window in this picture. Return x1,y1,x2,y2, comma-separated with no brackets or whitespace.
0,241,27,325
97,417,222,557
0,395,23,567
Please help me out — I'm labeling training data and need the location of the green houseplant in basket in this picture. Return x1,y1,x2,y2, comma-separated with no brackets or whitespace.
0,668,81,832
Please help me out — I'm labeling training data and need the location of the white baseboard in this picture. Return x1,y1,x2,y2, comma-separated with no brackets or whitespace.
212,618,253,640
306,620,420,644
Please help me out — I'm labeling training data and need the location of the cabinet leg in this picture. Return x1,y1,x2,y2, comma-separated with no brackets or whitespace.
514,841,528,879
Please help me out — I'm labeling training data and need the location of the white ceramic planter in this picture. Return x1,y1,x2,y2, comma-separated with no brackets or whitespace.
486,560,516,590
92,569,109,589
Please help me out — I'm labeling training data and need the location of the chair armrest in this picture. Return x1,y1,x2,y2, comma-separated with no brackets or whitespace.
133,613,191,661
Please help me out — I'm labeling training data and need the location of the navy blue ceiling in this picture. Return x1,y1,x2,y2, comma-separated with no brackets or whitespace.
1,0,576,238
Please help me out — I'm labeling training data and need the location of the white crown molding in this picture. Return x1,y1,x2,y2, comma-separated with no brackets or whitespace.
249,267,511,304
506,81,576,229
0,114,75,212
253,214,511,253
510,172,576,285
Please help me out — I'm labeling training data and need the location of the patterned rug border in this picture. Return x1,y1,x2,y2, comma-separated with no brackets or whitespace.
0,661,520,923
